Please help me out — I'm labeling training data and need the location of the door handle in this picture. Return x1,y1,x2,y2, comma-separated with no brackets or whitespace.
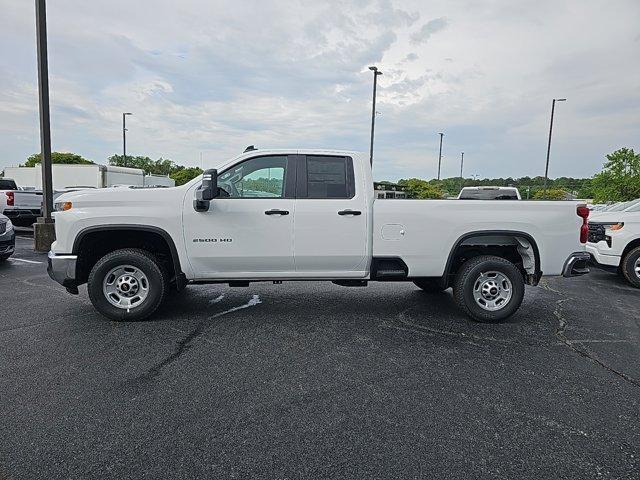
338,209,362,216
264,209,290,215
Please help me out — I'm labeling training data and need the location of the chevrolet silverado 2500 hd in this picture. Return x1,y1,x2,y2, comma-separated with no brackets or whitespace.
48,149,590,322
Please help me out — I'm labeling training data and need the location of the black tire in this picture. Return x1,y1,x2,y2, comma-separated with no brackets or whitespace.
621,246,640,288
87,248,167,321
0,255,10,262
413,278,446,292
453,255,525,323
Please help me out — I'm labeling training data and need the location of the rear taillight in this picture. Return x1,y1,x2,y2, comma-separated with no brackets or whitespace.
6,191,14,206
577,205,589,243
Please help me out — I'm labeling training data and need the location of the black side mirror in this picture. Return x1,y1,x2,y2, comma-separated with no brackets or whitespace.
194,169,218,212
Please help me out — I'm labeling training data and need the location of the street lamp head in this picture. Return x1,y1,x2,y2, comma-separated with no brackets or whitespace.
555,98,567,102
369,65,383,75
123,112,133,116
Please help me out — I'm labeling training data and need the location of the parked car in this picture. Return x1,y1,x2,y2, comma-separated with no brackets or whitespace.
0,178,43,227
587,201,640,287
48,149,589,323
0,213,15,262
457,186,521,200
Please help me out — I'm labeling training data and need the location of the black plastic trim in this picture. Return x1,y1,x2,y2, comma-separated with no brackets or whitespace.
72,224,184,280
442,230,542,280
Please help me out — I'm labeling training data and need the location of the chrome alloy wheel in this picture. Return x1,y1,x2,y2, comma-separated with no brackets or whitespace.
472,271,513,311
635,257,640,279
103,265,149,309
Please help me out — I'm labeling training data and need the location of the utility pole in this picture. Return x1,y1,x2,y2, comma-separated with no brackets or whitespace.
368,66,382,166
34,0,55,251
123,112,132,167
543,98,566,198
437,132,444,180
459,152,464,191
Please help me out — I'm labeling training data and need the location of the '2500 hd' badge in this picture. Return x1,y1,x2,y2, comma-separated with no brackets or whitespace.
193,238,232,243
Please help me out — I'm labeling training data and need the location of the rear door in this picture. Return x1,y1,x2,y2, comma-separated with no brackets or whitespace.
293,155,368,275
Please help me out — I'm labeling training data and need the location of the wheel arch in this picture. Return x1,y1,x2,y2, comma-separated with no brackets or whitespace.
72,225,185,287
442,230,542,287
621,238,640,259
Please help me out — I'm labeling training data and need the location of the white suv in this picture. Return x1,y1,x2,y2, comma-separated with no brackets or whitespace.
587,200,640,287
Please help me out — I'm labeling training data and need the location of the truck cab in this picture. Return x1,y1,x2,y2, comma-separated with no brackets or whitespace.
48,149,590,323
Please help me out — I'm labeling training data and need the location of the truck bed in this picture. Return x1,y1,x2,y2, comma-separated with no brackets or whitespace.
373,199,583,277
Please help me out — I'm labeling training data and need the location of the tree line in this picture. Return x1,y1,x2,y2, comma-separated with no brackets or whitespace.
21,152,203,186
16,147,640,201
390,148,639,202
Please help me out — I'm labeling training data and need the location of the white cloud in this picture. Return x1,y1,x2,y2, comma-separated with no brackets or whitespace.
0,0,638,181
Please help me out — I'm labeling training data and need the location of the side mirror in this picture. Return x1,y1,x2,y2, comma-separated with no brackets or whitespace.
194,169,218,212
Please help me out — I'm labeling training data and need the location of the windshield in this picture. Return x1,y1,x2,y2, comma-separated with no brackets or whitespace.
622,199,640,212
459,189,518,200
606,201,631,212
0,179,17,190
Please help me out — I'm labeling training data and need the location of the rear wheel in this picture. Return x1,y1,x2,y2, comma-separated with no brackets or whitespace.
453,255,525,322
413,278,446,292
621,247,640,288
88,248,167,321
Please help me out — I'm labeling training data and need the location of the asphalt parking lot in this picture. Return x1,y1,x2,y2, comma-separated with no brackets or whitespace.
1,232,639,479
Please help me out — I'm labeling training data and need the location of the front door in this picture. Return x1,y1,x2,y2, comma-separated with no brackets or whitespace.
183,154,296,278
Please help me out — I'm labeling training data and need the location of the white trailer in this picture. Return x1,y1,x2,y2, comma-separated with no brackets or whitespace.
3,164,175,190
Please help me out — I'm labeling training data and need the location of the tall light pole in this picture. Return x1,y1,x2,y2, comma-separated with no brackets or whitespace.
33,0,55,251
123,112,132,167
368,66,382,166
437,132,444,180
543,98,566,198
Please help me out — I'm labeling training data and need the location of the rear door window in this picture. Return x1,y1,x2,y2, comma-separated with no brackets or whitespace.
297,156,355,199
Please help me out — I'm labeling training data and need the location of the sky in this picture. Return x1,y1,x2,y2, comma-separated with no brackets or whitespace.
0,0,638,181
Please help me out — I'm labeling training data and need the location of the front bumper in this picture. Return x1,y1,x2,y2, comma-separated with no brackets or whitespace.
0,231,15,257
47,251,78,288
585,243,620,268
562,251,590,277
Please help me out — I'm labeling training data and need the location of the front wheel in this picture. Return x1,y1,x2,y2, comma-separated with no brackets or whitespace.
621,246,640,288
453,255,525,322
87,248,167,321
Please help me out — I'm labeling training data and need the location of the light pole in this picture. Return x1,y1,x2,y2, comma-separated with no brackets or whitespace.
459,152,464,191
543,98,566,198
437,132,444,180
123,112,132,167
33,0,55,251
368,66,382,166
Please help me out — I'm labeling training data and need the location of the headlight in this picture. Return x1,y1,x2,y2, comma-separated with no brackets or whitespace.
4,219,13,232
605,222,624,231
54,201,73,211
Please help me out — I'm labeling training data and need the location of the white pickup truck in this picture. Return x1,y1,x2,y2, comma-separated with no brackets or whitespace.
0,178,43,227
587,201,640,288
48,149,590,322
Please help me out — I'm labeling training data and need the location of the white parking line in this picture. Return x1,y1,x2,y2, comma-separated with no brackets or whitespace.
9,258,43,264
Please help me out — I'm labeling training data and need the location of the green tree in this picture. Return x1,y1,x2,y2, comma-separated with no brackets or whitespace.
590,148,640,203
170,167,203,186
23,152,93,167
108,154,177,175
533,188,568,200
397,178,445,199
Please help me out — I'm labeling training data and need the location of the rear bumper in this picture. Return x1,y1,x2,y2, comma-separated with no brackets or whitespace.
47,251,77,287
3,209,40,226
562,251,590,277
